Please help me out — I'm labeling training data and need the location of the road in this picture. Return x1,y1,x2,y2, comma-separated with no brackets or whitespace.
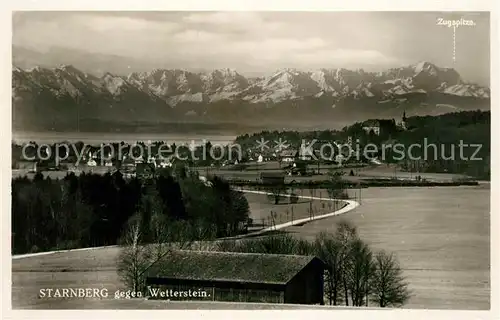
10,185,489,310
11,190,358,309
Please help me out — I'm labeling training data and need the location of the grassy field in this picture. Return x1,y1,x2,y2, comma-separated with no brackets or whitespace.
286,185,490,310
12,247,122,309
12,162,470,184
11,185,490,310
245,191,344,227
11,190,342,309
352,164,471,182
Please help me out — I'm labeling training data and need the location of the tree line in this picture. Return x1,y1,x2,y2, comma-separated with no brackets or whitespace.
233,110,490,179
11,166,250,254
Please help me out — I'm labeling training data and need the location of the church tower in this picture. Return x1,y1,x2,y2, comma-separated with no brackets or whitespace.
400,111,407,130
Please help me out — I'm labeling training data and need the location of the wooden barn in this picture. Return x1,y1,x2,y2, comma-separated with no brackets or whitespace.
144,250,325,305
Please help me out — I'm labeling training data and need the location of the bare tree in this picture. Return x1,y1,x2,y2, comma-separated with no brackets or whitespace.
117,213,194,293
370,250,411,308
346,239,375,306
327,170,348,200
314,232,344,305
334,220,358,306
116,214,152,293
266,185,286,204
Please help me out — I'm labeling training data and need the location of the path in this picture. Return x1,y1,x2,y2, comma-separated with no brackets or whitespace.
12,189,359,259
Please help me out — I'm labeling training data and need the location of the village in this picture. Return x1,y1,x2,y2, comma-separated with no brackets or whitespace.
11,113,421,183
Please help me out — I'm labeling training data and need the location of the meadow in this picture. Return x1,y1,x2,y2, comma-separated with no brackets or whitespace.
289,185,490,309
11,185,490,309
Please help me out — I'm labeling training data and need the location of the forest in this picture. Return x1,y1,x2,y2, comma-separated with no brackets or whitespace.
11,166,250,254
235,110,490,178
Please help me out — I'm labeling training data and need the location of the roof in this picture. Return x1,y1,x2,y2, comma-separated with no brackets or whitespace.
145,250,322,285
122,159,136,165
280,149,298,157
260,172,285,179
363,119,395,127
298,148,319,158
363,119,380,127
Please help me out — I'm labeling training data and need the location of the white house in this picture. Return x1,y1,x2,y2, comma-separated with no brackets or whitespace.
134,155,144,164
257,154,264,163
104,160,113,167
199,176,213,187
147,156,157,167
362,120,381,135
280,149,298,162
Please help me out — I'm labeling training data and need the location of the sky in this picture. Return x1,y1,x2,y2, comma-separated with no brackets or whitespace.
12,11,490,85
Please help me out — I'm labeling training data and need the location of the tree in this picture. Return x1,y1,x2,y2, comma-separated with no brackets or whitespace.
370,250,410,308
314,232,344,305
157,174,186,220
346,239,375,306
116,214,152,293
289,192,299,204
266,185,286,205
335,220,358,306
117,212,196,293
327,171,348,200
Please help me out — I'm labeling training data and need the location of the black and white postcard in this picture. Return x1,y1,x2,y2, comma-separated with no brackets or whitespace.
2,1,498,320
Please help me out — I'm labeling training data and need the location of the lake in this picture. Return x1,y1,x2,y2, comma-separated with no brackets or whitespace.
12,131,237,146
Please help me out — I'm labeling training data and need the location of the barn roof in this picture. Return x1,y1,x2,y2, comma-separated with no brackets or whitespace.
145,250,322,285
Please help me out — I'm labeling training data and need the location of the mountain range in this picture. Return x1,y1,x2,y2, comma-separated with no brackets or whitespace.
12,61,490,132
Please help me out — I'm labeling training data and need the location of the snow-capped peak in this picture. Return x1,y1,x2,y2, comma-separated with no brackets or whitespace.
413,61,438,75
12,62,489,111
310,69,336,93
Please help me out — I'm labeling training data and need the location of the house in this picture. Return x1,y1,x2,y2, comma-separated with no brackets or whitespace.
362,120,381,135
156,159,172,168
104,160,113,167
121,158,136,172
280,149,298,163
362,119,397,136
283,161,308,176
199,176,213,187
136,163,156,179
87,159,97,167
144,250,325,305
298,142,319,161
134,155,145,164
260,172,285,185
257,154,264,163
85,149,99,161
14,160,37,172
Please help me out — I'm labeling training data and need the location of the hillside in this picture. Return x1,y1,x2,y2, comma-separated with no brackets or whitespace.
234,110,490,179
